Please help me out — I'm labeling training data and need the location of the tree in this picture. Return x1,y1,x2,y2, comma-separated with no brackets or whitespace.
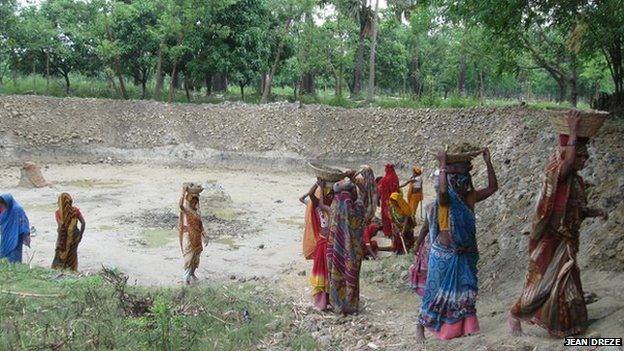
366,0,379,102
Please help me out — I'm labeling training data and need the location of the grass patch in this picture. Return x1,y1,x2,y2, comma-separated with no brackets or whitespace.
0,261,316,350
58,179,128,189
141,228,177,248
213,237,239,250
207,207,238,221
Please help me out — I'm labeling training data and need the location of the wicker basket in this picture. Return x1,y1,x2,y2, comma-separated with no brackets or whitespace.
184,182,204,194
308,162,347,182
550,110,609,137
445,143,483,164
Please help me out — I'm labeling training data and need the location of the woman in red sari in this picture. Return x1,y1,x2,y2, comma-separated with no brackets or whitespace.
377,163,400,240
308,179,335,310
508,111,608,337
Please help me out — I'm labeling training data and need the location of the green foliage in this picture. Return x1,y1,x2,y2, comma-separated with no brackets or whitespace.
0,261,316,350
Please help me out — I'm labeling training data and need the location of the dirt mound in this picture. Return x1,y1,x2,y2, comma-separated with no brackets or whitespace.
1,95,623,279
17,162,51,188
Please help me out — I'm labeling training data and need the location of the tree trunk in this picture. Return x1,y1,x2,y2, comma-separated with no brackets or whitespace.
184,74,191,102
410,56,422,98
556,78,566,103
367,0,380,103
335,74,342,97
261,34,287,104
212,73,228,92
301,73,314,95
478,70,485,104
205,75,212,96
154,41,164,100
457,55,466,97
352,30,365,97
63,72,70,94
115,58,128,100
31,58,36,94
240,83,245,101
168,61,178,103
141,79,147,99
46,50,50,93
172,69,180,89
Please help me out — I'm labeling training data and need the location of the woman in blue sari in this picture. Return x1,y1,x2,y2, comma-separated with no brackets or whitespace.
416,148,498,341
0,193,31,263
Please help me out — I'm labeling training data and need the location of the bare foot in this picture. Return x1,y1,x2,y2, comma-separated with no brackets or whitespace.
416,323,426,343
507,314,526,337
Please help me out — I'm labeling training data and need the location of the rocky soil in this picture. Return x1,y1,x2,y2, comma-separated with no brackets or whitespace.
2,95,623,280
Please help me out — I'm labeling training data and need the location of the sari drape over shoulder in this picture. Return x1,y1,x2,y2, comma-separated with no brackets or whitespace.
328,191,365,315
418,188,480,340
52,193,83,271
511,154,588,337
0,193,30,263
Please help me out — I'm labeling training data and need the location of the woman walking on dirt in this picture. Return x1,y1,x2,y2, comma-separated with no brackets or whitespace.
0,193,31,263
416,147,498,341
508,111,608,337
377,164,400,245
179,184,208,285
51,193,86,271
307,179,335,311
327,180,365,315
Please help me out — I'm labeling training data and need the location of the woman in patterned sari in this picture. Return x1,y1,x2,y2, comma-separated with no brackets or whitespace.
51,193,86,271
179,185,208,285
328,180,365,315
355,165,378,225
416,147,498,342
508,111,608,337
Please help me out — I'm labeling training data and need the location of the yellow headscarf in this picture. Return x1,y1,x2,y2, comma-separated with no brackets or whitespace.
412,166,422,176
58,192,78,230
390,192,411,217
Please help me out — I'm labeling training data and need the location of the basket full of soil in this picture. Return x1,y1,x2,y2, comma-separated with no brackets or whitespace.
307,162,347,182
549,109,610,137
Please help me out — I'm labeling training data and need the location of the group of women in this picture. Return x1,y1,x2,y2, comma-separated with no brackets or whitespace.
300,163,425,315
299,110,608,343
0,192,85,270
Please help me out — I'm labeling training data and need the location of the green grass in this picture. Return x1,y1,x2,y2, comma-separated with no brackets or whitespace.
0,74,592,111
141,228,177,248
0,260,317,350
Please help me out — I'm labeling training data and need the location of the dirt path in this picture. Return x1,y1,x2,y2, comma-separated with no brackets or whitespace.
2,163,622,350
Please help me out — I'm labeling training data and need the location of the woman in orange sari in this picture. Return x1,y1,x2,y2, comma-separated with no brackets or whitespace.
508,112,608,337
179,185,208,285
308,179,334,310
51,193,86,271
401,166,423,219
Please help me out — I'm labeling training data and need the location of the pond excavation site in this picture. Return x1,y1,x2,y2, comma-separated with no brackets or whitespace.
1,96,623,350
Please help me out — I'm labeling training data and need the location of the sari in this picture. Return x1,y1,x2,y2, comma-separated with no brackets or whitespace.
510,152,588,337
310,207,330,310
409,202,434,296
303,188,322,259
407,175,424,218
355,166,378,224
328,190,365,315
0,194,30,263
180,193,205,282
378,164,399,236
389,192,415,253
418,183,480,340
51,193,83,271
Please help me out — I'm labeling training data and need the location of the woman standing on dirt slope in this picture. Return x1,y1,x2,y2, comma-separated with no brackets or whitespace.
354,165,378,225
377,164,401,248
388,192,415,254
508,111,609,338
179,184,208,285
327,180,365,315
51,193,86,271
416,147,498,342
0,193,31,263
306,178,335,311
401,166,424,220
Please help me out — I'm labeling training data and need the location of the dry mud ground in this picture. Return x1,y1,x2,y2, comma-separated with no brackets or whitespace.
1,95,623,350
1,163,622,351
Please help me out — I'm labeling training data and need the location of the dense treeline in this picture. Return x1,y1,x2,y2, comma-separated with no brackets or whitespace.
0,0,622,111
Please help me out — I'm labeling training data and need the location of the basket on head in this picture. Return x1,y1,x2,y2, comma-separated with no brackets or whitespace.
445,143,483,164
549,109,609,138
308,161,347,182
184,182,204,195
